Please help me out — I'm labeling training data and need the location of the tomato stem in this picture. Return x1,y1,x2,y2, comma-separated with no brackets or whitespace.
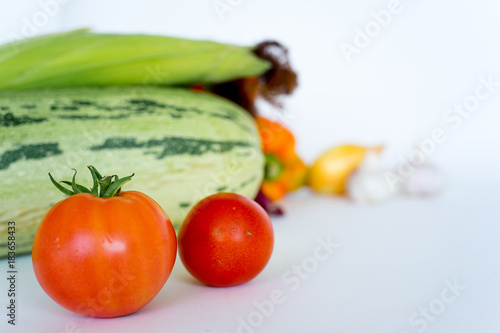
49,165,134,198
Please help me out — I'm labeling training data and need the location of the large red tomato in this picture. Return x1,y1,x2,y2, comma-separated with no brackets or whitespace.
32,191,177,318
178,193,274,287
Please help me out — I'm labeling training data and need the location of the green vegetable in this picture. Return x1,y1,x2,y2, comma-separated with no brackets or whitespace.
0,87,264,257
0,29,271,91
49,165,134,198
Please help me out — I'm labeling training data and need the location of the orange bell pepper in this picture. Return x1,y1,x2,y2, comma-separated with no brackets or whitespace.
255,116,307,201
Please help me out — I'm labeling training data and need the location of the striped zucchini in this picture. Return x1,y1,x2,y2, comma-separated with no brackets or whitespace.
0,87,264,257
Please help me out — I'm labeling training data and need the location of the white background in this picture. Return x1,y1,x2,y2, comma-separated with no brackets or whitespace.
1,0,500,179
1,1,500,333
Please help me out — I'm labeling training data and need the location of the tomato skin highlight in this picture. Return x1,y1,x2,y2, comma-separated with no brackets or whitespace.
32,191,177,318
178,193,274,287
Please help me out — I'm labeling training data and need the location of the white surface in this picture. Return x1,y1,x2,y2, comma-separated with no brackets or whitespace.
2,182,500,333
1,0,500,332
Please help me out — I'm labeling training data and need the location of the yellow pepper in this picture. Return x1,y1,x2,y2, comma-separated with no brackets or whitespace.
307,144,383,195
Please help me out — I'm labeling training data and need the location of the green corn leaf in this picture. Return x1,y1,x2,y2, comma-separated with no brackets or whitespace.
0,29,271,91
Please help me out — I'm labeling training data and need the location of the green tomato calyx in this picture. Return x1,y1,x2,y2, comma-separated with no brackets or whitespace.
49,165,134,198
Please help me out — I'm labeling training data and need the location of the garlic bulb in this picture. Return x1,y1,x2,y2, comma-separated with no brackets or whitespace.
347,151,395,204
397,142,445,196
399,163,445,196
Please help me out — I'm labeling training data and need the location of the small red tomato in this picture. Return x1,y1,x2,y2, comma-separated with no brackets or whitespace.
178,193,274,287
32,168,177,318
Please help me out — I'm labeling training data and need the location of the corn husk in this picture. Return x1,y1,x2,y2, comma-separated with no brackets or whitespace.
0,29,271,91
